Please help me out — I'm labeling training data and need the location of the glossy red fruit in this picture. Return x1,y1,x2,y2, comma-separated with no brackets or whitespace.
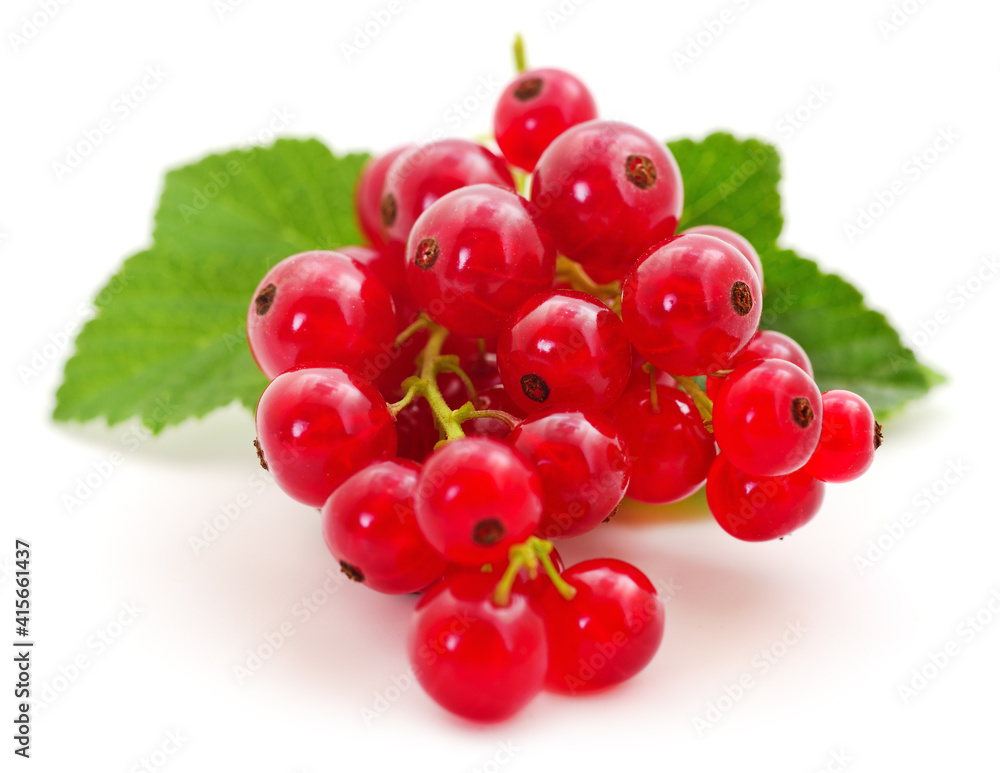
336,244,409,317
415,438,543,565
713,359,823,477
406,185,556,338
507,408,630,539
705,329,813,400
393,397,441,463
707,454,825,541
409,571,547,721
530,120,683,283
246,251,398,381
806,390,882,483
493,68,598,171
380,139,516,248
621,233,762,376
354,145,412,247
322,460,447,594
333,245,431,397
682,224,764,287
610,369,717,504
539,559,664,693
498,290,632,414
441,334,500,361
254,367,397,507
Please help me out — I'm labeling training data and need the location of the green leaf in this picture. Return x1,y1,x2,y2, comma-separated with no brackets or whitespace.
54,139,368,432
668,133,942,416
758,247,945,417
55,131,941,433
669,132,783,254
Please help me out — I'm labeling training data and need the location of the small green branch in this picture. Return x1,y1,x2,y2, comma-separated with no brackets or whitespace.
395,314,431,348
452,402,520,429
555,256,621,304
436,357,478,405
491,536,576,607
419,325,466,442
387,378,421,418
673,375,714,431
643,362,660,414
513,34,527,74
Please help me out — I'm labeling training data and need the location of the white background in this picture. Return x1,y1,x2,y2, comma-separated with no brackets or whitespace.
2,0,999,770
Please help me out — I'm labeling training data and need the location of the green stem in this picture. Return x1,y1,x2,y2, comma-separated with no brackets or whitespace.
387,379,421,418
673,375,714,430
395,314,431,348
452,402,520,429
491,537,576,607
436,358,478,405
530,537,576,600
465,409,521,429
492,543,536,607
513,34,527,74
556,256,620,302
643,362,660,414
419,326,466,442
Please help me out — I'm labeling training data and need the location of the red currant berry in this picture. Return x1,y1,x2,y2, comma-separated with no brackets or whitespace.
493,68,598,172
441,334,499,361
806,390,882,483
713,359,823,477
415,437,542,565
507,407,630,539
707,454,825,541
409,571,546,721
380,139,515,249
393,397,440,463
336,244,408,317
682,224,764,287
354,145,411,248
539,559,664,693
498,290,632,414
254,367,397,507
406,185,556,337
530,120,683,283
322,460,447,594
705,329,813,400
610,369,717,504
247,251,398,381
621,233,762,376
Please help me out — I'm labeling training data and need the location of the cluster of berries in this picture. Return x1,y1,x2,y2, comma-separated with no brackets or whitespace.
246,59,880,721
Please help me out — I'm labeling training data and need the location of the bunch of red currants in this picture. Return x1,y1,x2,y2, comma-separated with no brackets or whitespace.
247,62,881,721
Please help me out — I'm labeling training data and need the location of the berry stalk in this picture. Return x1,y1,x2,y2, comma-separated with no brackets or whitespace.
492,536,577,607
513,34,527,74
451,402,521,429
390,317,514,444
416,324,467,442
555,256,621,306
673,375,714,430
